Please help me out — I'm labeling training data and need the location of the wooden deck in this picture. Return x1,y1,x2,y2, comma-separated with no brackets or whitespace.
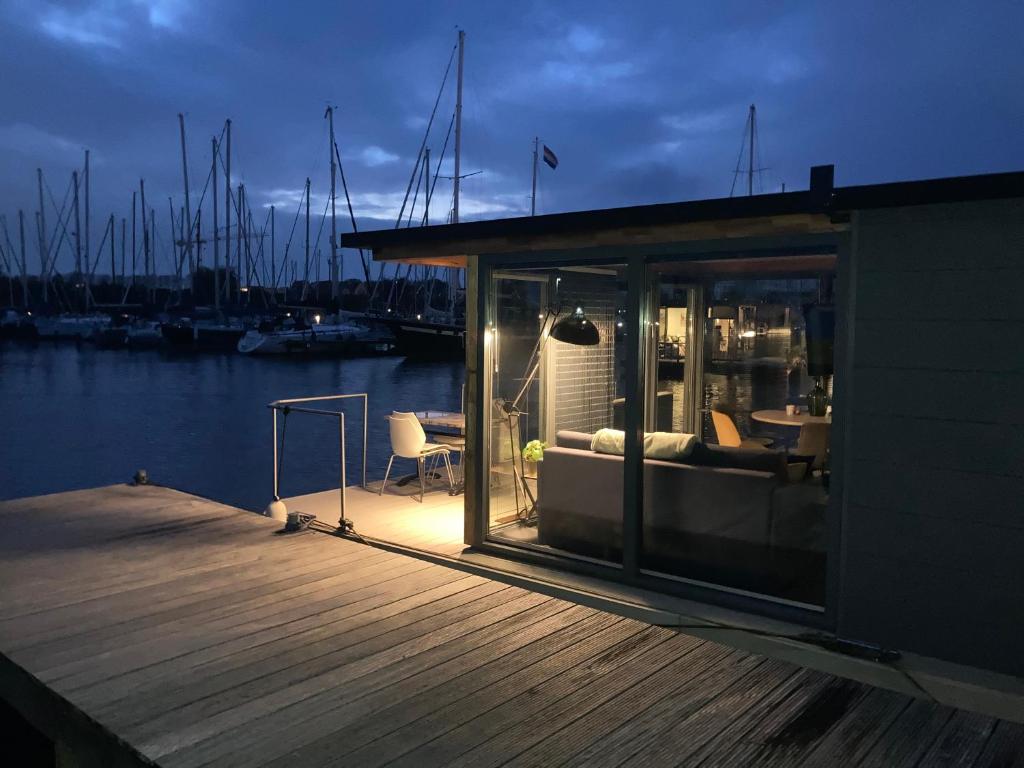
0,485,1021,767
284,481,466,557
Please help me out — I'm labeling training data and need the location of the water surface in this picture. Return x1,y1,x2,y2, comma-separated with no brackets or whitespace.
1,344,463,511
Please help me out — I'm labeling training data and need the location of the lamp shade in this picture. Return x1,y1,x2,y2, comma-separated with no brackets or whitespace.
551,307,600,346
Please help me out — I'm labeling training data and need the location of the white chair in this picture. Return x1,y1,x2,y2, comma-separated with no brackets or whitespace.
381,412,455,502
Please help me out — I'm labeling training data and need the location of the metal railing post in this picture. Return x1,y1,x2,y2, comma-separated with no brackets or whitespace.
266,392,369,516
271,407,278,500
338,412,347,525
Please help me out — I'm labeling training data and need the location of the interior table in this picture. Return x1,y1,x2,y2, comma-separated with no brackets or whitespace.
750,409,831,427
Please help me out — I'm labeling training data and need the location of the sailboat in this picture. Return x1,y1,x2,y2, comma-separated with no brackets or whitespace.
237,313,369,355
379,29,467,363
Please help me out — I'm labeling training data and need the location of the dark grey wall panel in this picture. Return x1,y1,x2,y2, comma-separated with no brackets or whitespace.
840,199,1024,677
851,369,1024,426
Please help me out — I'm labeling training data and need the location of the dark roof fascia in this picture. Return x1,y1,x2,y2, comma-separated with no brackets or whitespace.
340,190,814,250
341,169,1024,251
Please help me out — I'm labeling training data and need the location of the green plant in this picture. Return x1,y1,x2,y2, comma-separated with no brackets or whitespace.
522,439,547,463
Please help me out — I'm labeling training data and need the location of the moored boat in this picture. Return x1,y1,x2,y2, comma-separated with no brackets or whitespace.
237,320,370,356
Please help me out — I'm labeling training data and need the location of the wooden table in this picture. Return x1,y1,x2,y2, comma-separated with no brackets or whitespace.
751,409,831,427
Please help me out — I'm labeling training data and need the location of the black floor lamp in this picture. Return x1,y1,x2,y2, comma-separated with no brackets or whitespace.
494,306,601,523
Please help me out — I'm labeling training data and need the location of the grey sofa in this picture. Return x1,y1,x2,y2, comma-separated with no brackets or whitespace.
536,431,826,596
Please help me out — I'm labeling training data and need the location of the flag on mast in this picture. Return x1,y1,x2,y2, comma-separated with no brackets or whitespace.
542,145,558,169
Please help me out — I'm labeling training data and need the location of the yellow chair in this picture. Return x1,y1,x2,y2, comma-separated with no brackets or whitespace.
711,410,774,450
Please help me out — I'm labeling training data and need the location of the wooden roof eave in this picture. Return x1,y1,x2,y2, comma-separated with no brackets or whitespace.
368,212,846,266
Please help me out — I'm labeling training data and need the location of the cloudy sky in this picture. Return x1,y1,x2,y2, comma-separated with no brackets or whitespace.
1,0,1021,277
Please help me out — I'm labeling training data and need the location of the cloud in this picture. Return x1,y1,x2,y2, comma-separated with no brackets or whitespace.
359,146,400,167
0,122,81,158
565,24,605,54
34,0,191,49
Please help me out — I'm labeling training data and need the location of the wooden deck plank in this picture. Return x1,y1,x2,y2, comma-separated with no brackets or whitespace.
173,604,603,768
287,618,661,768
0,485,1014,768
55,566,475,695
9,543,393,659
510,645,759,768
242,607,613,768
798,686,913,767
972,720,1024,768
857,698,957,768
916,709,999,767
138,590,553,760
437,633,719,768
616,657,803,767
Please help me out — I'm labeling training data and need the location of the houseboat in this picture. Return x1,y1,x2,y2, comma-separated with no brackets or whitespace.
343,164,1024,680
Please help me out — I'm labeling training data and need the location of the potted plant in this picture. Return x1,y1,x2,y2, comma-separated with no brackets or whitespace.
522,439,547,476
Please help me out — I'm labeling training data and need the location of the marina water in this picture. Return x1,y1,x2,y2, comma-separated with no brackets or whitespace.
1,344,464,511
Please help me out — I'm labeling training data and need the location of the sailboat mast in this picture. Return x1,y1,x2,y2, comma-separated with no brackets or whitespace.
72,170,82,280
531,136,538,216
270,205,276,302
18,210,27,307
326,106,339,301
139,180,148,295
178,114,193,279
109,213,115,288
304,177,310,288
424,147,431,225
84,150,90,311
36,168,47,303
224,119,231,305
212,136,219,312
236,183,243,301
452,29,465,224
747,104,755,197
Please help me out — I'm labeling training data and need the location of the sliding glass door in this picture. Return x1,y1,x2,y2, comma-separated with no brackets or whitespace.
479,248,837,614
640,258,835,608
485,264,629,566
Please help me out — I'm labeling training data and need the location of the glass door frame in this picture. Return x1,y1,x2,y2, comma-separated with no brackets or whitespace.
472,233,845,631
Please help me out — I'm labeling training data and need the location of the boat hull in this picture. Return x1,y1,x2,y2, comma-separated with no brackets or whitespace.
384,318,464,361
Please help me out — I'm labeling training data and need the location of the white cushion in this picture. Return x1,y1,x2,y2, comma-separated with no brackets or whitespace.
591,428,697,460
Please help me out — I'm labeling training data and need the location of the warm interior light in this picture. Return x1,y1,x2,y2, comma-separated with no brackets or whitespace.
741,329,756,338
313,314,321,324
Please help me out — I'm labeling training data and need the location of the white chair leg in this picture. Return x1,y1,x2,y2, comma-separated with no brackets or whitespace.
443,452,454,489
379,455,395,496
417,457,425,503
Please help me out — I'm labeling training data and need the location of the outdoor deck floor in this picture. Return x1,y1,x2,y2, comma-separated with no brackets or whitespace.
0,484,1021,767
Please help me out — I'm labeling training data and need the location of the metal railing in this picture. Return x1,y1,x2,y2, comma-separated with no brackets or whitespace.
268,393,368,525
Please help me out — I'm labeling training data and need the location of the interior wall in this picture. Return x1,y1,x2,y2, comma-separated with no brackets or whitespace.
552,273,618,435
839,198,1024,676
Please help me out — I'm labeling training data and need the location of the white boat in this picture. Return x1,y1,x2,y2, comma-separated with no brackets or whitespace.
126,320,164,349
35,314,110,341
237,322,370,356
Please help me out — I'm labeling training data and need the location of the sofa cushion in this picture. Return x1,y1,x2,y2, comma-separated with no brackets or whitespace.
685,442,789,482
587,428,697,459
555,430,594,451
